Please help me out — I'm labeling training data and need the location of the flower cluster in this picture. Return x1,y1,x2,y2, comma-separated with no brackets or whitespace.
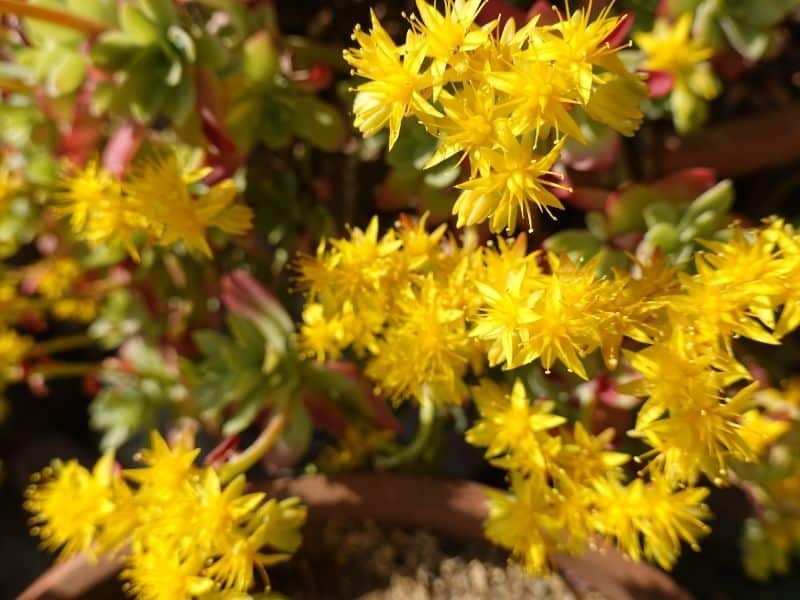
297,214,484,406
26,431,306,599
344,1,646,232
633,13,720,132
469,379,710,573
298,212,800,572
58,153,253,260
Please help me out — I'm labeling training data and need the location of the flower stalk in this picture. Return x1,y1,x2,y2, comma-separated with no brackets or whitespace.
217,408,288,483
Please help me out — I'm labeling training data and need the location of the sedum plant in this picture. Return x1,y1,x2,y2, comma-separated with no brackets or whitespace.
3,0,800,596
296,0,800,579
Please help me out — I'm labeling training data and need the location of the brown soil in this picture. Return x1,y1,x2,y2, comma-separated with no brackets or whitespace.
268,518,585,600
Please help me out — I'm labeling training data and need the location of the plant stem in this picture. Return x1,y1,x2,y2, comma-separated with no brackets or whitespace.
31,333,96,356
30,361,98,379
217,409,288,483
376,389,436,469
0,0,108,35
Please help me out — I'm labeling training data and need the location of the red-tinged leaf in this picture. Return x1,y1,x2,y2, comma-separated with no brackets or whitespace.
712,48,747,80
27,371,50,398
57,76,100,167
609,231,644,251
656,0,671,18
528,0,558,25
102,121,144,179
302,390,348,436
644,69,675,98
204,434,242,468
566,186,611,212
651,167,718,202
82,373,102,397
604,11,634,47
476,0,526,25
289,63,333,92
196,67,240,182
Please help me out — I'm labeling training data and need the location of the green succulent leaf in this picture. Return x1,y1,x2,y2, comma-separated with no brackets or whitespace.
243,31,279,85
46,51,88,96
91,31,141,70
291,96,345,151
543,229,604,261
120,4,161,45
719,15,771,60
166,26,196,64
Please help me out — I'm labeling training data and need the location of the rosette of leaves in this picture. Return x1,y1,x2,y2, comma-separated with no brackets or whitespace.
185,305,390,465
90,337,187,450
14,0,117,98
545,171,734,270
224,30,346,153
90,0,221,125
667,0,800,61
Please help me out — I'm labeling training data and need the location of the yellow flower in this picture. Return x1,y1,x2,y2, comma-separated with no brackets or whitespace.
542,4,632,103
470,262,540,369
33,258,81,299
423,83,501,170
316,426,394,472
466,379,565,473
593,476,711,570
554,423,629,486
631,382,758,485
0,328,32,380
0,167,19,213
484,472,589,574
25,452,120,560
57,156,252,260
125,153,253,258
634,13,719,132
635,14,713,77
51,297,98,322
366,274,472,405
738,410,791,457
486,60,582,142
56,160,146,259
344,10,439,148
123,548,217,600
30,431,307,597
344,0,645,232
124,430,200,495
409,0,493,88
454,132,567,232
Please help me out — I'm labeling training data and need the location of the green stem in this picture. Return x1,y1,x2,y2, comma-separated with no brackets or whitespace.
376,388,436,469
31,333,96,356
0,0,108,35
30,361,98,379
217,409,288,483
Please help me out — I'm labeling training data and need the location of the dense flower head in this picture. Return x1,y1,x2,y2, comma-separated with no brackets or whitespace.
344,0,646,232
26,431,306,599
471,378,708,574
297,213,483,406
56,153,253,261
299,214,800,574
